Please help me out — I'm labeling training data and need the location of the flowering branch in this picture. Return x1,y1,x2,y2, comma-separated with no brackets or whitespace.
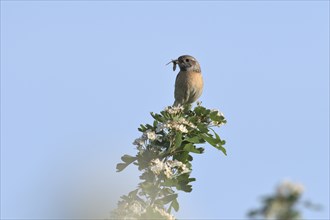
248,180,322,220
111,103,227,219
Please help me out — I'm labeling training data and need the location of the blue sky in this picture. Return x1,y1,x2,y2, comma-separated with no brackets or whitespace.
1,1,329,219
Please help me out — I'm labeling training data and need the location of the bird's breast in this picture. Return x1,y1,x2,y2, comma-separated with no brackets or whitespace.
186,71,203,89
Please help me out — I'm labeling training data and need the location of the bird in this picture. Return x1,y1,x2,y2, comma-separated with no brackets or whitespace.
167,55,204,106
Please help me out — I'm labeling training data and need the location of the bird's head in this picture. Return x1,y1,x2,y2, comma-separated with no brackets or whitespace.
167,55,201,73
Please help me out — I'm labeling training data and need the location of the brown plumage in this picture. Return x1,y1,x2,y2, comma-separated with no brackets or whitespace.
167,55,204,106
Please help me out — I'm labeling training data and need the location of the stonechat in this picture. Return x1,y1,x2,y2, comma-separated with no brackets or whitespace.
167,55,203,106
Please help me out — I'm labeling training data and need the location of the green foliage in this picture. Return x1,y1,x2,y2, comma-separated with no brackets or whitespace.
116,155,137,172
111,104,227,219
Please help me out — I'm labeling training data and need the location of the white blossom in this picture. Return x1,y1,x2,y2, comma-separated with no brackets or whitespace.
150,159,190,179
178,118,197,129
150,158,173,179
173,124,188,133
129,201,145,216
145,130,156,141
150,159,173,178
154,206,176,220
163,165,173,179
150,158,164,175
163,118,196,133
167,160,191,177
169,160,191,175
180,163,190,174
164,105,184,115
166,121,188,133
133,129,163,150
170,160,183,167
112,200,146,219
277,180,304,197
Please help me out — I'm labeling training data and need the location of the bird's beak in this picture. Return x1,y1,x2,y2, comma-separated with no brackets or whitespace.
166,59,178,71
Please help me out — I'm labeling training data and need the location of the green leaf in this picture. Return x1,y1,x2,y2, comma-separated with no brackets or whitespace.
183,143,204,154
173,151,189,162
136,150,157,171
139,181,157,195
175,173,194,192
167,204,172,214
197,123,209,133
150,112,164,122
205,109,211,115
174,132,182,148
199,133,227,155
194,106,206,115
139,171,155,182
160,188,175,196
116,163,129,172
209,128,227,155
177,183,193,192
121,154,137,163
161,111,172,119
170,198,180,212
157,194,178,205
145,124,153,130
216,145,227,156
138,124,147,132
200,133,218,146
210,128,221,142
212,129,221,143
128,189,139,198
162,178,178,187
188,177,196,183
210,111,222,122
153,120,158,128
185,136,205,144
116,155,137,172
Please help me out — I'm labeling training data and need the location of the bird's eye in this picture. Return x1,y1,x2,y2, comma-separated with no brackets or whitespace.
185,59,189,62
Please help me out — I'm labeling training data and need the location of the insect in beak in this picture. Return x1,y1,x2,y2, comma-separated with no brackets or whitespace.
166,59,178,71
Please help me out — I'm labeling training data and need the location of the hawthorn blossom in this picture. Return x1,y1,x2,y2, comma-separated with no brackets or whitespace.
150,159,190,179
180,163,190,174
153,206,175,220
172,123,188,133
164,105,184,115
277,180,304,197
168,160,191,176
150,158,164,175
170,160,183,167
112,200,146,220
129,201,145,216
145,130,156,141
163,165,173,179
178,118,197,129
133,129,162,149
157,121,189,133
